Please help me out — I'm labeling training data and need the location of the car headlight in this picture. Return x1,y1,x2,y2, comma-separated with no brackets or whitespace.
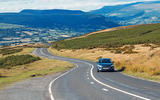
98,65,103,67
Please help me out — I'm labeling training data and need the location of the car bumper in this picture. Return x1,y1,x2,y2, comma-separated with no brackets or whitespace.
98,67,114,71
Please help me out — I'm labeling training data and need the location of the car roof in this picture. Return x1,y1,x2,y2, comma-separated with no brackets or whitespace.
99,58,111,60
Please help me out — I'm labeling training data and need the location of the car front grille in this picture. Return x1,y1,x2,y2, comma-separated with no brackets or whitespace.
103,66,111,67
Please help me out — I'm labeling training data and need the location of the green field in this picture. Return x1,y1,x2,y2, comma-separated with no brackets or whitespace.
52,24,160,49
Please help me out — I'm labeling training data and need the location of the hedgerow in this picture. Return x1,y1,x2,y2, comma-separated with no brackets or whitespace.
0,48,23,55
0,55,40,68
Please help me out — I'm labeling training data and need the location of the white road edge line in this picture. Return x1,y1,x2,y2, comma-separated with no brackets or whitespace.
84,62,150,100
48,64,78,100
42,48,151,100
122,72,160,84
90,82,94,84
39,48,79,100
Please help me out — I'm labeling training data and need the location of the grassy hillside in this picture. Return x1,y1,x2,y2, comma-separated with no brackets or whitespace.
52,23,160,49
49,44,160,82
50,24,160,82
0,45,74,89
0,48,23,55
0,55,40,68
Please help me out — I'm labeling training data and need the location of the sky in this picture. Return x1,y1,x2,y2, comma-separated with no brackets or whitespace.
0,0,156,13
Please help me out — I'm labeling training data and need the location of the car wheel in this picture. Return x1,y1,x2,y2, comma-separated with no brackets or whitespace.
97,69,100,72
111,69,114,72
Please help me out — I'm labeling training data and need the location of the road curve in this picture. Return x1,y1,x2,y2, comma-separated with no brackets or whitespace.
35,48,160,100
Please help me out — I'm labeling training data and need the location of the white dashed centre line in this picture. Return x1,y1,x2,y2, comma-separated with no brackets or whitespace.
90,82,94,84
102,88,109,92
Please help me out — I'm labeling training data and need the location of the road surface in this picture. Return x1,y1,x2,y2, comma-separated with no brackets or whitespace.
34,48,160,100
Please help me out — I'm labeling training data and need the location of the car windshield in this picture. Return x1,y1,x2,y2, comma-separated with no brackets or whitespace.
100,59,111,63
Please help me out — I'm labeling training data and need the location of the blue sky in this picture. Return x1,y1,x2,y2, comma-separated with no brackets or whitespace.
0,0,156,13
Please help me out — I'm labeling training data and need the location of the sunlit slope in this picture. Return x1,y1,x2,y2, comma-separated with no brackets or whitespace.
52,23,160,49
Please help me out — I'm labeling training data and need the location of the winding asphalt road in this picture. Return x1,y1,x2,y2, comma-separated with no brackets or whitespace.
34,48,160,100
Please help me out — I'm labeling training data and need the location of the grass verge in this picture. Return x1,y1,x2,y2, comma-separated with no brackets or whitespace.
49,46,160,82
0,57,74,90
0,47,74,90
0,55,40,68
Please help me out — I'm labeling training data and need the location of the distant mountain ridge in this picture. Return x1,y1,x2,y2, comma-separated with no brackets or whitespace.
20,9,85,14
1,1,160,46
90,1,160,25
0,9,119,33
90,2,143,15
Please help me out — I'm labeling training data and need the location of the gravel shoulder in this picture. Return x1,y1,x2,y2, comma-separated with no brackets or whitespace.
0,48,73,100
0,72,61,100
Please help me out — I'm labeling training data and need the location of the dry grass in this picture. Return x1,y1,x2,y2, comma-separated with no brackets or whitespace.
0,57,73,89
49,44,160,82
0,58,73,77
11,48,34,55
0,48,35,58
0,47,74,89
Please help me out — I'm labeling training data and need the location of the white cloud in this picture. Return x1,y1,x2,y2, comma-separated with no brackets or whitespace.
0,0,157,13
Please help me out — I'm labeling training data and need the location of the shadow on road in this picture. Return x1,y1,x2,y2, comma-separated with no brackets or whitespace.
115,67,126,72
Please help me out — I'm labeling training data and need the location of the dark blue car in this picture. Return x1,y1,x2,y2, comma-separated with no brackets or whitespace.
97,58,114,72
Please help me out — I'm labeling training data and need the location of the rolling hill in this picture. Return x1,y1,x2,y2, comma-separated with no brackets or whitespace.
52,23,160,49
50,23,160,82
0,9,119,33
0,9,120,46
90,1,160,25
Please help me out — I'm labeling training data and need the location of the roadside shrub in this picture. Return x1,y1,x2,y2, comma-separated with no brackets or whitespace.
129,66,139,72
0,55,40,68
142,43,152,47
115,62,122,69
123,49,138,54
96,56,102,60
122,46,137,54
148,66,160,76
114,49,122,54
88,46,96,49
152,71,160,76
0,48,23,55
109,45,137,54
